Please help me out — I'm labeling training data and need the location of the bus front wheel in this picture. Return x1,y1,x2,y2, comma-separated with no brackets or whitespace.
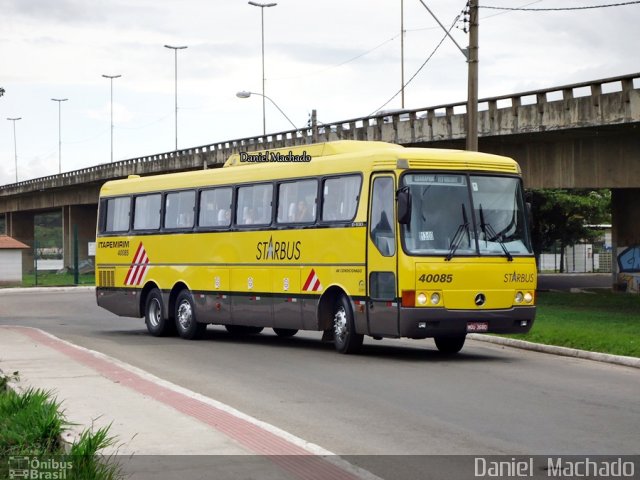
175,290,207,340
332,295,363,354
434,335,466,354
144,288,175,337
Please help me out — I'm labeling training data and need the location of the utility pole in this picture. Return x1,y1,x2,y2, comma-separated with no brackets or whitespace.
102,74,121,163
466,0,479,152
401,0,405,108
414,1,480,150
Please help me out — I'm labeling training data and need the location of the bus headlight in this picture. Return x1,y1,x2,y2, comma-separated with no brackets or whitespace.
515,292,524,304
417,293,427,305
430,292,441,305
524,292,533,303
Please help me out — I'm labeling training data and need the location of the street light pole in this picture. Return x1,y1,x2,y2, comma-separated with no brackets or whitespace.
236,90,298,130
102,74,121,163
164,44,187,151
7,117,21,182
248,1,277,135
51,98,68,173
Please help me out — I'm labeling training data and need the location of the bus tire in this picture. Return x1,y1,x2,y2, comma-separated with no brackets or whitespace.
434,335,466,354
273,328,298,337
332,295,363,354
144,288,176,337
175,290,206,340
225,325,264,335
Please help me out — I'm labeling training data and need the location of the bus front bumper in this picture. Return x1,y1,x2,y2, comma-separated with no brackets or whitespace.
399,306,535,339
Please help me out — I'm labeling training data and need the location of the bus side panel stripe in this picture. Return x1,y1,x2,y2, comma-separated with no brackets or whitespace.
302,269,316,291
132,252,149,286
124,243,144,286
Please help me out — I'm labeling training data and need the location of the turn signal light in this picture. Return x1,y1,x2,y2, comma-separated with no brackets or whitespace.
401,290,416,307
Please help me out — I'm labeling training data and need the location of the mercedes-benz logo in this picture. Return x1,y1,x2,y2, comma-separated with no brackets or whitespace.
474,293,486,306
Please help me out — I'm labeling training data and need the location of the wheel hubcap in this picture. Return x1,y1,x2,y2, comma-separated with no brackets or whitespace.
177,300,192,330
333,307,347,343
149,298,161,328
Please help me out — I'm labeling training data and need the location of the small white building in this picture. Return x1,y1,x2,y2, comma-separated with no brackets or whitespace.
0,235,29,285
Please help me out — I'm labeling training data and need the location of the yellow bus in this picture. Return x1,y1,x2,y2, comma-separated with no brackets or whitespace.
95,140,536,354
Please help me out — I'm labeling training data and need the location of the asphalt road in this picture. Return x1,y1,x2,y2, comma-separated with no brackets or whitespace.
537,273,613,291
0,289,638,458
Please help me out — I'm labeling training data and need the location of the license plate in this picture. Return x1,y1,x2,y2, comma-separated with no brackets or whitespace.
467,321,489,332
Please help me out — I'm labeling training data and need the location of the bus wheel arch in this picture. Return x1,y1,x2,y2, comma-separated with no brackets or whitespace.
317,286,344,334
142,282,176,336
168,282,190,321
318,287,363,354
174,288,207,340
140,282,160,318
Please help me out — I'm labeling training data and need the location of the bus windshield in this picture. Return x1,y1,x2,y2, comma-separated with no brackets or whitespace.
400,173,532,257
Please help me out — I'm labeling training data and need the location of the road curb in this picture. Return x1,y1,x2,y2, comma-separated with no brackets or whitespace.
0,286,95,295
469,334,640,369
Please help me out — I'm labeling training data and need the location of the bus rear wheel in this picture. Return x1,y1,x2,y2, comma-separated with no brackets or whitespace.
333,295,363,354
144,288,176,337
434,335,466,354
175,290,206,340
273,328,298,337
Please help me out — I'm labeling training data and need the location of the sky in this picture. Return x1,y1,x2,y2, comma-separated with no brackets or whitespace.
1,0,639,186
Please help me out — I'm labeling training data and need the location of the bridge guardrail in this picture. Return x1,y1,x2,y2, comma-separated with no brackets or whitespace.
1,72,638,196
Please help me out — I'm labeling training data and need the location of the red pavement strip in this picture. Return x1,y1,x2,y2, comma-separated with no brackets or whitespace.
8,326,366,480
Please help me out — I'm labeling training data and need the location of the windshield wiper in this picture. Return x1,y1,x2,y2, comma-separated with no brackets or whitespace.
479,204,513,261
445,204,470,261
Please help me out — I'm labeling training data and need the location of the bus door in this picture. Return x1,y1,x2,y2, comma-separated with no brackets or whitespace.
367,174,399,337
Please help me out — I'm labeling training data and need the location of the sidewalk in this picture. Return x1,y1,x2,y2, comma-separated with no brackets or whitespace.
0,326,372,480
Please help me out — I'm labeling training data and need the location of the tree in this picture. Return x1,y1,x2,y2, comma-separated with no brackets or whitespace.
529,189,611,272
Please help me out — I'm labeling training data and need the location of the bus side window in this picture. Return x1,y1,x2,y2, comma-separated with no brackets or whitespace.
103,196,131,233
322,175,361,222
237,183,273,226
165,190,195,229
276,179,316,224
134,194,161,231
370,177,395,257
200,187,232,228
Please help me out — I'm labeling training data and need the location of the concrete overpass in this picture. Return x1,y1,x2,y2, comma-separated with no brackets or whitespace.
1,72,638,285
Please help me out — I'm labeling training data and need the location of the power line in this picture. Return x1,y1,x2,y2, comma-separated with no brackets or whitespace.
271,0,550,82
481,0,545,18
481,1,640,12
368,11,462,116
270,34,400,80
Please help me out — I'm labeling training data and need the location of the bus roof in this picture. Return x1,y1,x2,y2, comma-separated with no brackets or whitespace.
99,141,520,197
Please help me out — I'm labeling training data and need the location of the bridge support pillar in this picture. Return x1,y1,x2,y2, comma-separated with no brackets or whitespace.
6,211,36,274
62,205,98,273
611,188,640,292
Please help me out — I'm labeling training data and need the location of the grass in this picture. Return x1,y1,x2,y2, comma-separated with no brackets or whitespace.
21,272,95,287
503,290,640,357
0,372,122,479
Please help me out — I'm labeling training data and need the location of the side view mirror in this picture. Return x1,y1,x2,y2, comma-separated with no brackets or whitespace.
397,186,412,225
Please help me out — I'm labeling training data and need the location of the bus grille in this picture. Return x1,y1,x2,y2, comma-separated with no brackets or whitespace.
98,269,115,287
